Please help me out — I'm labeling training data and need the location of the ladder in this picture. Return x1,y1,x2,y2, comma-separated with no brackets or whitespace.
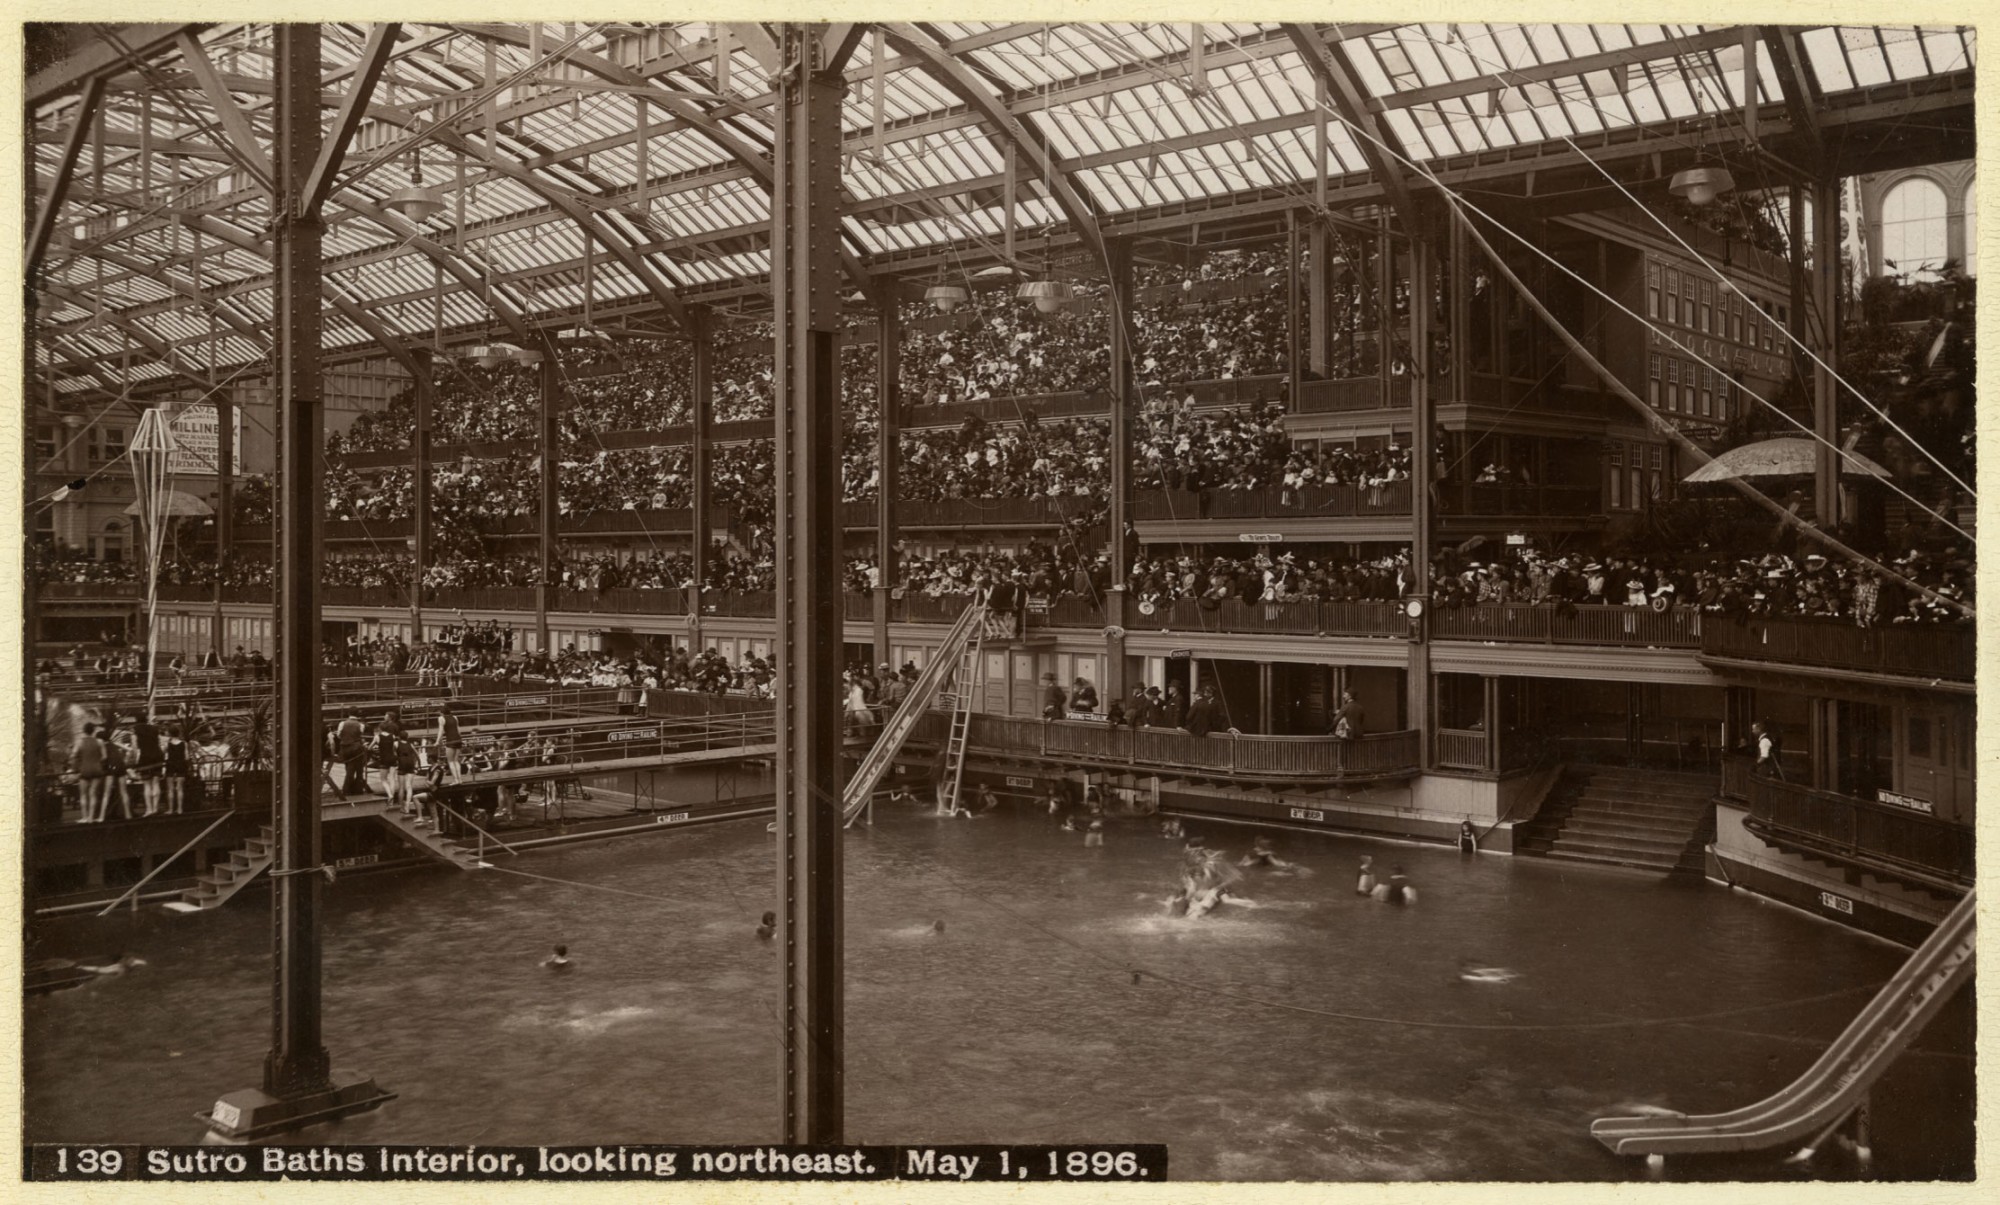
933,620,985,818
842,602,986,827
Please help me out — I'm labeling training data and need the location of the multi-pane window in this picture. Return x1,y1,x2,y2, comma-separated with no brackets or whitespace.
1648,354,1662,406
1664,270,1680,326
1698,279,1713,332
1646,262,1662,319
1880,177,1950,277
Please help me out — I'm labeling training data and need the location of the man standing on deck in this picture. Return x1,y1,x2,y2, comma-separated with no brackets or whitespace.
335,712,369,796
1332,690,1366,740
437,703,466,783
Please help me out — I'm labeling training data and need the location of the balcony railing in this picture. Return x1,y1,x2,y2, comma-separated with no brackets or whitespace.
427,586,538,612
1133,479,1413,522
555,587,688,615
1431,603,1702,648
1294,376,1406,413
1434,728,1488,771
839,497,1094,529
36,581,139,599
1130,597,1407,638
1702,615,1974,683
1435,482,1601,517
1733,763,1973,891
698,590,776,618
917,712,1419,781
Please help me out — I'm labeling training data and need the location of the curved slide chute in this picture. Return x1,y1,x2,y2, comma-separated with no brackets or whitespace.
842,603,986,827
1592,889,1974,1163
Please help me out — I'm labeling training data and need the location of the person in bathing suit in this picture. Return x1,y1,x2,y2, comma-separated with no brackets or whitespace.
543,944,573,970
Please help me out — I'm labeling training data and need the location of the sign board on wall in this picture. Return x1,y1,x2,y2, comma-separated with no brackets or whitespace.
1238,533,1284,543
166,404,242,477
1874,789,1934,814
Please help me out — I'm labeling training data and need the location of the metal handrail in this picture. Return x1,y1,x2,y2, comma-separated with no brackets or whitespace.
429,797,524,856
95,809,237,916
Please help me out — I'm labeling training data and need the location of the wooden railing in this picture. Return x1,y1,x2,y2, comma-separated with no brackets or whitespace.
1128,597,1406,638
914,711,1419,781
1435,482,1601,517
1431,603,1702,648
1739,769,1973,890
1434,728,1488,771
1702,615,1974,683
37,580,139,599
555,587,689,615
838,496,1095,529
1133,478,1413,522
1294,376,1406,413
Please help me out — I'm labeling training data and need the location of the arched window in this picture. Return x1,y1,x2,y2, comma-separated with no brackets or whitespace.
1879,177,1949,277
1963,180,1977,277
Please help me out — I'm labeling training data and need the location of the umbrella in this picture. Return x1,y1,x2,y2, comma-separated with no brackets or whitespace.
1681,437,1892,485
122,489,213,518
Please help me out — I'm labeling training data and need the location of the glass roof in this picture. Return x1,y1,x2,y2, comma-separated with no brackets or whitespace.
27,21,1976,396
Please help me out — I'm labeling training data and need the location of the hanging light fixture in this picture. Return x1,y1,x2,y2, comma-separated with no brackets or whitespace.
385,151,446,222
1669,165,1735,207
925,283,968,312
1016,278,1074,314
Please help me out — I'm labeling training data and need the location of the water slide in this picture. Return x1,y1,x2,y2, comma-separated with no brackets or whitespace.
1591,889,1974,1163
841,602,985,826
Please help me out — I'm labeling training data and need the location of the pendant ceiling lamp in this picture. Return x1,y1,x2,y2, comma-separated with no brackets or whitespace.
1669,165,1735,208
385,152,446,222
1015,279,1074,313
926,283,969,313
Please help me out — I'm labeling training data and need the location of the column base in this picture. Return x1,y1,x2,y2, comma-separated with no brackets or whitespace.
198,1069,395,1142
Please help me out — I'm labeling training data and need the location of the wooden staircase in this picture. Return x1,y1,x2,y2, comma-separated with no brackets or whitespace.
1515,766,1715,874
163,824,276,913
376,807,489,870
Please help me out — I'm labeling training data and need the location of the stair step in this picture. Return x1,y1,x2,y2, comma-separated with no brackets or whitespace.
1548,837,1691,866
1541,847,1685,872
1558,819,1696,845
1568,798,1709,820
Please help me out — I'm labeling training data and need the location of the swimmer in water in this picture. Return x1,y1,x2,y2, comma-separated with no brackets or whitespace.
931,919,946,934
1355,855,1377,896
1457,958,1518,984
77,953,146,975
1084,819,1105,847
1059,816,1078,832
1166,887,1191,918
1458,819,1479,855
543,944,573,970
755,912,777,940
1160,816,1184,839
1239,836,1295,871
1371,865,1416,905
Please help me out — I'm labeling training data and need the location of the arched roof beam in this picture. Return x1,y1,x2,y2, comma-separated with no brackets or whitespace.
1283,23,1419,232
329,189,537,342
84,64,694,335
1760,25,1825,173
40,174,535,349
40,282,222,391
452,22,872,288
879,22,1111,280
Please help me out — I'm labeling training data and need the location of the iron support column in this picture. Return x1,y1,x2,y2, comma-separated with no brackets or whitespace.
1307,219,1332,376
1812,177,1842,530
266,20,330,1100
771,24,845,1145
410,349,433,643
1104,237,1135,701
212,389,233,661
1407,236,1434,770
537,339,561,654
873,283,901,667
688,305,712,652
1286,211,1302,410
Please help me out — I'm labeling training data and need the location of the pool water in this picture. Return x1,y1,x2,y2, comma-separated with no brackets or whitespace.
23,803,1975,1181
